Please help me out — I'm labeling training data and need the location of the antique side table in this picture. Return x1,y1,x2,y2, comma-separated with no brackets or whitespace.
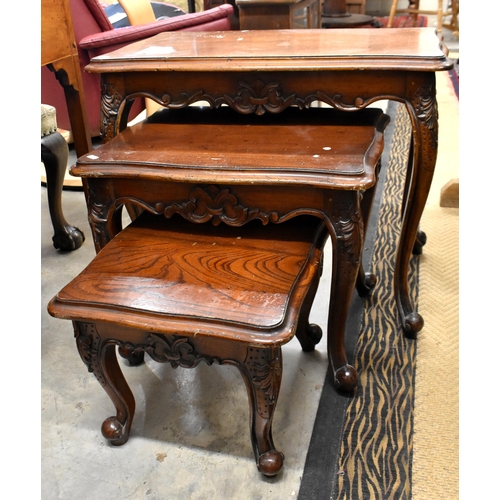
82,28,452,386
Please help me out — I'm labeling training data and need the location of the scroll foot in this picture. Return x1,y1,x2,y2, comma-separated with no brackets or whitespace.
333,364,358,393
356,271,377,297
297,323,323,352
258,450,285,477
412,229,427,255
102,416,129,446
402,311,424,339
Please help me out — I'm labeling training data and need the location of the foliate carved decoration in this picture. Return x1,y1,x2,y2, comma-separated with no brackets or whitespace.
88,200,109,245
224,80,298,115
145,333,220,369
133,79,395,116
74,322,106,386
131,90,217,110
329,199,363,271
244,347,282,419
162,185,281,226
312,91,391,112
101,83,123,142
413,83,438,151
87,194,113,249
116,185,291,227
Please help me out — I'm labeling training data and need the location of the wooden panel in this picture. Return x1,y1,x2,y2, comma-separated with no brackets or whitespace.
41,0,78,66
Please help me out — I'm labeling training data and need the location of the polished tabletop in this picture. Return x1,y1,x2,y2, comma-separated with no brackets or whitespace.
86,28,452,72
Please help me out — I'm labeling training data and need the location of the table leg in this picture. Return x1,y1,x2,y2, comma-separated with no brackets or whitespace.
325,191,363,392
396,74,438,338
74,322,136,446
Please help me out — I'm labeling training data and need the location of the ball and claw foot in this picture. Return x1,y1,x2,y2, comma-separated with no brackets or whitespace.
357,272,377,298
101,417,129,446
334,365,358,393
258,450,284,477
402,311,424,339
52,226,85,251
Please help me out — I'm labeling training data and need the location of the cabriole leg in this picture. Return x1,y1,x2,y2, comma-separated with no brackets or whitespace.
236,346,284,477
74,321,136,446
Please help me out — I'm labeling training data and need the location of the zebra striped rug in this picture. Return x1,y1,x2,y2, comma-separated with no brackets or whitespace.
334,104,418,500
299,102,420,500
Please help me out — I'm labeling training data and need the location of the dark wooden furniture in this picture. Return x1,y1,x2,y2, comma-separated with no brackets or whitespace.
85,28,452,340
41,104,85,251
49,106,389,475
41,0,92,158
322,0,374,28
236,0,320,29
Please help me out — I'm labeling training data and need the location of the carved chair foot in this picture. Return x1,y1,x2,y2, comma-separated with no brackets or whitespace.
41,131,85,252
333,364,358,393
412,229,427,255
52,225,85,251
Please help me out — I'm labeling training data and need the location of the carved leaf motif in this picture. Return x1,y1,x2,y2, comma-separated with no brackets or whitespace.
225,80,298,115
330,202,363,268
414,84,438,149
145,333,217,368
244,347,281,418
101,83,122,141
74,323,106,386
161,185,280,226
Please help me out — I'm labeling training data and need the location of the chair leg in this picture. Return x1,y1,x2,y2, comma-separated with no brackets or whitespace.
236,346,284,477
74,321,136,446
41,132,85,251
388,0,398,27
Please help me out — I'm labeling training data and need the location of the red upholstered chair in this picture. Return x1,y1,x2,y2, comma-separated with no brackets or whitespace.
41,0,234,138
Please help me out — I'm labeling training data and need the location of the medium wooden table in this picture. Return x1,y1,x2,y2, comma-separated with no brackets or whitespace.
83,28,452,388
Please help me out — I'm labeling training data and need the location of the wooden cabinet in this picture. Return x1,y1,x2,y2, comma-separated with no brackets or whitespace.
236,0,320,29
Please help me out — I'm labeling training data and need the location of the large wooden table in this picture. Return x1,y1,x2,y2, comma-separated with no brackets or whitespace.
82,28,452,388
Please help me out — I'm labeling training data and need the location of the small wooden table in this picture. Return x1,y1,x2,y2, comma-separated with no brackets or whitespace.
236,0,320,29
84,28,452,385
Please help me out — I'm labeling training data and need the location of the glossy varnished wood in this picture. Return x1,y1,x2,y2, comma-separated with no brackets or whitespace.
49,213,328,475
84,27,452,337
49,104,389,475
50,214,326,340
74,107,385,189
71,106,388,391
87,28,451,72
